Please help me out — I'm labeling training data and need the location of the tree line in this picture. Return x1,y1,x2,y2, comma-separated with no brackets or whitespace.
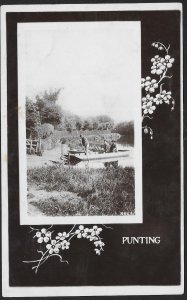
26,89,115,139
26,89,134,142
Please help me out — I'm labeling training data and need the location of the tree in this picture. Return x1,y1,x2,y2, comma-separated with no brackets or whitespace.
35,123,54,139
83,120,90,131
75,121,82,131
40,103,62,126
26,97,41,133
35,89,62,127
92,121,98,130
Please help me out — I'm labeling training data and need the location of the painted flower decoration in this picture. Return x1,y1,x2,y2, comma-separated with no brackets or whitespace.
46,240,61,254
151,54,175,75
142,42,175,139
90,225,102,236
142,94,154,104
61,240,70,250
24,225,106,273
164,55,175,68
154,90,172,105
141,77,158,93
151,55,166,75
94,248,101,255
75,225,89,238
94,240,105,248
35,228,51,243
142,96,156,115
56,231,69,241
152,42,164,50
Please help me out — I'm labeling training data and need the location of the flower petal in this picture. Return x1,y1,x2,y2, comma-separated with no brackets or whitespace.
36,232,41,238
156,69,163,75
169,58,174,63
165,55,171,60
54,248,60,254
46,244,52,250
37,237,44,243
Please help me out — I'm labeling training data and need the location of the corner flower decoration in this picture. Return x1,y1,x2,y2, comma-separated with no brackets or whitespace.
34,228,51,243
142,42,175,139
23,225,106,274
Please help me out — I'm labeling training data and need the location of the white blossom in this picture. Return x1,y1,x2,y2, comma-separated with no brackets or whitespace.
75,225,89,238
46,240,61,254
35,228,51,244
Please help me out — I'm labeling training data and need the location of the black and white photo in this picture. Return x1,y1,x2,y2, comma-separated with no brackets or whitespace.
18,21,142,224
1,2,184,297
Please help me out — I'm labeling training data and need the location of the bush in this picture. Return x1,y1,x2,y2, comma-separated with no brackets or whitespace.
36,123,54,139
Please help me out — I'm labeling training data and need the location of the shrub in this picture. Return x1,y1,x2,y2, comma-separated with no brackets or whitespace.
35,123,54,139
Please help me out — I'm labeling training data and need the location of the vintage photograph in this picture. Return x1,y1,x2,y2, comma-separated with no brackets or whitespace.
1,2,183,298
18,21,142,224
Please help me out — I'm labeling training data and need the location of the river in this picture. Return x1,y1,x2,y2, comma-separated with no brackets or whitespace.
74,135,134,169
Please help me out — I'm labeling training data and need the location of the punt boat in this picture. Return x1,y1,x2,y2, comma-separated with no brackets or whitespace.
64,149,131,164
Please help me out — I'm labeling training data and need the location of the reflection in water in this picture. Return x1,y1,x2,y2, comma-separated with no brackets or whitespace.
74,155,134,169
104,161,118,168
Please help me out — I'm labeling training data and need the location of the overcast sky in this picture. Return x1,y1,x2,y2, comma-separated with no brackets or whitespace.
18,22,141,123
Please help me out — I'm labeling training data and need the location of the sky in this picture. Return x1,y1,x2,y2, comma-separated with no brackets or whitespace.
18,22,141,123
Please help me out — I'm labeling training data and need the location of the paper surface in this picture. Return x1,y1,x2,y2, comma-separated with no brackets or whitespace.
1,3,183,297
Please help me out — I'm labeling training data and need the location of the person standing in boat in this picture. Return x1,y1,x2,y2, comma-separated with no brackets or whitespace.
80,134,89,155
104,139,110,153
110,140,117,152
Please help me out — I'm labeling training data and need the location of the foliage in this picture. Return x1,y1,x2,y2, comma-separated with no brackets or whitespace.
35,123,54,139
28,165,135,216
26,97,41,133
35,89,62,126
113,121,134,145
56,113,114,133
53,130,120,151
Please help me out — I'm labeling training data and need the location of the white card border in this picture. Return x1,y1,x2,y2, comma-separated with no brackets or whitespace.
1,3,184,297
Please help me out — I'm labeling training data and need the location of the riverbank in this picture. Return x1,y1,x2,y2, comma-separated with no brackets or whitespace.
54,130,121,152
28,164,135,216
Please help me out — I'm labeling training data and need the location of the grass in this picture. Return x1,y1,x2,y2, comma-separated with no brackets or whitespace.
28,164,135,216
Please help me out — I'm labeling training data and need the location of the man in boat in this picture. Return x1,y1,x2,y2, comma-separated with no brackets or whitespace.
110,140,117,152
80,134,89,155
104,139,110,153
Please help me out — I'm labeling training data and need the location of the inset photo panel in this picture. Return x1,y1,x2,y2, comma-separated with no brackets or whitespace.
18,21,142,225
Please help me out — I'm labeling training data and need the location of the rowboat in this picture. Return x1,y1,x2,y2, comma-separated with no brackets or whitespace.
64,149,131,164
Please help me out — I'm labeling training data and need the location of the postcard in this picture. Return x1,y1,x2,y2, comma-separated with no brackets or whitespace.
1,3,184,297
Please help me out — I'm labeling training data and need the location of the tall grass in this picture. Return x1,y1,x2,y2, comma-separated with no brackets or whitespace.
28,165,135,216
